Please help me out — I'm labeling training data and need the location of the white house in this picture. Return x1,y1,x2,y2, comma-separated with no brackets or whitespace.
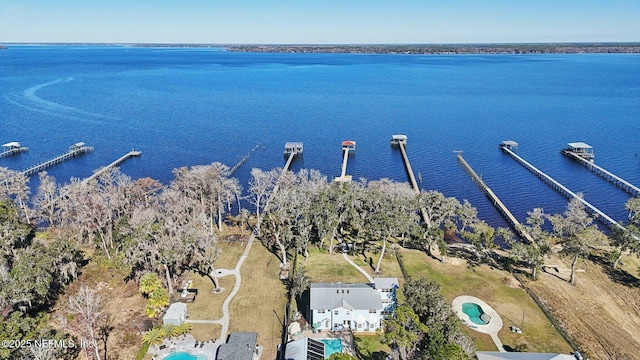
309,278,399,333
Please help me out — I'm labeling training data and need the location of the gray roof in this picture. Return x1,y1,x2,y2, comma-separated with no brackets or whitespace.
566,142,592,149
216,332,258,360
310,283,382,310
374,277,399,290
501,140,519,147
476,352,576,360
163,303,186,320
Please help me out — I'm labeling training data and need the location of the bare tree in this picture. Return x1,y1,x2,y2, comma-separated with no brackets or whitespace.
67,285,102,360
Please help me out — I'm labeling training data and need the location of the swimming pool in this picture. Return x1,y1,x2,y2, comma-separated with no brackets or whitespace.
319,338,343,358
461,302,490,325
163,352,208,360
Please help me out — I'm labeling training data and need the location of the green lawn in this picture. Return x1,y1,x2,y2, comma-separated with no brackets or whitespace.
398,248,572,353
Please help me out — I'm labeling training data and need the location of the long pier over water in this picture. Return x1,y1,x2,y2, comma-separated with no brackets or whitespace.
457,152,535,243
500,141,624,231
82,150,141,184
562,147,640,197
21,142,93,177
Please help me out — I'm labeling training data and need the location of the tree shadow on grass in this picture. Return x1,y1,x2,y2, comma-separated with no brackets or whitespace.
354,336,388,360
589,254,640,288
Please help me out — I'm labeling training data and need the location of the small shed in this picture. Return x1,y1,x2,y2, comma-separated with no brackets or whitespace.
162,303,187,326
390,134,407,146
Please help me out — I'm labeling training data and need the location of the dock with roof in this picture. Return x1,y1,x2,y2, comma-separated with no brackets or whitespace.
334,140,356,182
562,142,640,197
1,142,28,158
21,142,93,177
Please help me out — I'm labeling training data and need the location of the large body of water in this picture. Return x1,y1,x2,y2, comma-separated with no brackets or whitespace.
1,46,638,229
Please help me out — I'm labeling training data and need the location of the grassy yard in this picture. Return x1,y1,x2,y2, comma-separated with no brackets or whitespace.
398,248,573,353
186,272,236,321
301,247,372,283
228,241,288,360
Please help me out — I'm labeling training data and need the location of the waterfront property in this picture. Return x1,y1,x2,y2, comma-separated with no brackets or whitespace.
309,278,398,333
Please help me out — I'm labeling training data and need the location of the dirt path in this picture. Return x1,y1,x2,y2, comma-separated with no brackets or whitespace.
527,256,640,359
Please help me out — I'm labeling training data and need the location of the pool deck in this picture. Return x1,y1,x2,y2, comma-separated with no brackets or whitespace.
299,329,356,357
148,334,219,359
452,295,505,352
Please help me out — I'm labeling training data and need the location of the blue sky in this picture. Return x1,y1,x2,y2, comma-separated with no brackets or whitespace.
1,0,639,43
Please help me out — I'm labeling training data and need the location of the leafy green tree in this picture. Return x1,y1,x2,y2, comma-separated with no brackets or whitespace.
381,305,428,360
511,208,552,280
402,278,474,358
548,195,603,285
609,223,639,270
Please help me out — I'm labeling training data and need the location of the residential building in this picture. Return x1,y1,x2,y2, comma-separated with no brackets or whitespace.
309,278,398,333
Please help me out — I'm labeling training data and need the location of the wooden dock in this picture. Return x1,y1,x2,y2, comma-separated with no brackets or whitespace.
457,152,535,244
335,140,355,182
1,142,28,158
563,148,640,197
21,142,93,177
82,150,141,184
230,144,260,175
391,135,431,224
263,143,302,215
500,141,624,231
396,138,420,195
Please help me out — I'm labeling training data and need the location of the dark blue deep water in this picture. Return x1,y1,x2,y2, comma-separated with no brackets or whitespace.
1,46,639,229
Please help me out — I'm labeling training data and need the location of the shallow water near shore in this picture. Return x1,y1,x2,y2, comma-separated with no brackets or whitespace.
1,46,638,229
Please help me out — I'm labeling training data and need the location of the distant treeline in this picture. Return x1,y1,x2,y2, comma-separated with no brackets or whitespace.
226,43,640,54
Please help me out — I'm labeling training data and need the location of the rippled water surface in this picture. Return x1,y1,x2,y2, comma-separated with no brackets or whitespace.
1,46,638,228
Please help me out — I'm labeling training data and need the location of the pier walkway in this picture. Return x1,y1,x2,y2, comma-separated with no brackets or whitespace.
82,150,141,184
396,140,420,195
335,141,355,182
391,135,432,226
21,142,93,177
457,152,535,244
1,142,28,158
563,151,640,197
500,142,624,231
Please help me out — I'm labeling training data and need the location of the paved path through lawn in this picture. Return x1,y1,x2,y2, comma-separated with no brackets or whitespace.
342,252,374,282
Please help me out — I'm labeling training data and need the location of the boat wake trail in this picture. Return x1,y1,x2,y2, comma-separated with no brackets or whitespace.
4,77,119,125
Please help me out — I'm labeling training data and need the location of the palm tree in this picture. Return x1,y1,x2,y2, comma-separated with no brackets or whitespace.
163,324,180,338
142,326,166,346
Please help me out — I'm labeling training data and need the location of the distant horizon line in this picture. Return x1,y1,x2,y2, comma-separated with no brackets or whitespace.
2,41,640,47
